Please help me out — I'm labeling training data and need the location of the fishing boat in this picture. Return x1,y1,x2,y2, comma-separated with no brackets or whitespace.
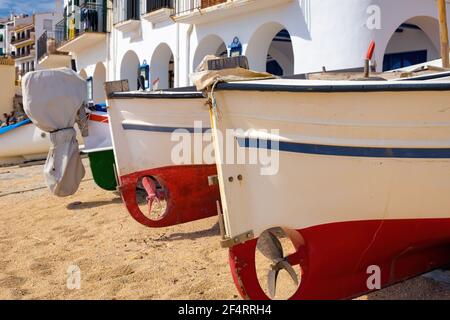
205,78,450,300
106,89,220,228
0,119,51,165
82,108,117,191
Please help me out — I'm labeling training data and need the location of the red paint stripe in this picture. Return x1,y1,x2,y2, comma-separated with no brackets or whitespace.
229,218,450,300
119,165,220,228
89,114,109,123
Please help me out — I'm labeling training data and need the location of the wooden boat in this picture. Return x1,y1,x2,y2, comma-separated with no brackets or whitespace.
206,79,450,300
82,110,117,191
106,90,220,228
0,119,51,165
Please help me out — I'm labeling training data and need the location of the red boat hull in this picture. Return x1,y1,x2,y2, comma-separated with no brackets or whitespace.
119,164,220,228
229,218,450,300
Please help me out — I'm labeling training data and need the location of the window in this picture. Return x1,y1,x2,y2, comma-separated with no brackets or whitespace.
87,77,93,102
114,0,141,24
383,50,428,71
0,34,3,42
127,0,140,20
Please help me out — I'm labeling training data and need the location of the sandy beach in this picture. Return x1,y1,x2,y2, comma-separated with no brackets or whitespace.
0,159,449,300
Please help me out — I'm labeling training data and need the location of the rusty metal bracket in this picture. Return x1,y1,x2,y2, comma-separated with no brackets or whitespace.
208,175,219,186
220,231,255,248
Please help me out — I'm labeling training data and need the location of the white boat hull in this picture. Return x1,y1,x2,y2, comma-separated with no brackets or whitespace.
0,123,50,165
209,80,450,299
107,92,220,228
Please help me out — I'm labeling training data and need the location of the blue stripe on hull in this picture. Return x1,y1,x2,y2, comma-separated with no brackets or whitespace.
237,138,450,159
123,124,211,134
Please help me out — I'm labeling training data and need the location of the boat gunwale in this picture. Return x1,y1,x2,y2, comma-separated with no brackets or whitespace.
215,81,450,93
108,91,205,99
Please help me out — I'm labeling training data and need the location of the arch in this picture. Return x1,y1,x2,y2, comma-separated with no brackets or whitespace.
120,50,140,91
93,62,106,104
246,22,294,76
193,34,227,71
150,43,174,90
79,69,88,80
381,16,440,71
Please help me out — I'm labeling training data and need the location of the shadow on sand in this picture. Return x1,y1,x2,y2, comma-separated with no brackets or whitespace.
154,222,220,242
66,197,123,210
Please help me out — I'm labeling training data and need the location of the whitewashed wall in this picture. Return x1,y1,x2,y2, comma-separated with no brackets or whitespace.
101,0,450,88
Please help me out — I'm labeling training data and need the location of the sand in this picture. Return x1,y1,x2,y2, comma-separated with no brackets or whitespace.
0,159,449,300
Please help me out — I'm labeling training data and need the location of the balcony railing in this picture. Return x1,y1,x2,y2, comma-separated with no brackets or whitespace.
10,31,34,46
175,0,226,15
13,49,34,60
114,0,141,25
56,2,106,48
37,30,48,61
146,0,174,13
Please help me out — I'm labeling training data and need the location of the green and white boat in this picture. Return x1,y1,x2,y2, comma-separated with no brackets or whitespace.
82,109,117,191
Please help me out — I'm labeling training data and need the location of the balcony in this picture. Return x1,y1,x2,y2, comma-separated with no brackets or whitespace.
12,46,35,61
114,0,141,32
10,31,34,47
56,2,107,53
142,0,175,24
173,0,294,24
37,31,72,69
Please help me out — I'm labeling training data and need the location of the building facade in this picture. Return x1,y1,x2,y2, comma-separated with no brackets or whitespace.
0,56,16,115
0,19,8,56
3,3,64,84
54,0,448,104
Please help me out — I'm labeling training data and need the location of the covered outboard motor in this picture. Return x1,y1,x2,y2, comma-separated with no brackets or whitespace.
22,68,88,197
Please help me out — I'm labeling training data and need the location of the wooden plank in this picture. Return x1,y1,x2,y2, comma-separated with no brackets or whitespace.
438,0,450,68
104,80,129,97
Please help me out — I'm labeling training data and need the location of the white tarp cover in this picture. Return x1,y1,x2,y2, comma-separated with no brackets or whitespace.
22,68,87,197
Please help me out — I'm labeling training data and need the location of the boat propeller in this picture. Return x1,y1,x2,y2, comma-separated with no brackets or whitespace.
141,177,166,213
257,228,299,298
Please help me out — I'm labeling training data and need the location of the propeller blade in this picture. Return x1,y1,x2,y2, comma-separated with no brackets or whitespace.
267,269,279,299
279,260,299,287
257,230,284,261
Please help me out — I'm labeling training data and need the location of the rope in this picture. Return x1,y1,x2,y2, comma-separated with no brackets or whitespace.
209,79,222,121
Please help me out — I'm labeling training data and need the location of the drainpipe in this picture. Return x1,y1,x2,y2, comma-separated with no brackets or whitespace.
186,24,193,86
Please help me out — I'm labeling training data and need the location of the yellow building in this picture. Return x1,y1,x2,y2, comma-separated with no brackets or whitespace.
0,56,16,116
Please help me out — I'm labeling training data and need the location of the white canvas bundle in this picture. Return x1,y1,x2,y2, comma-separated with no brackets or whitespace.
22,68,88,197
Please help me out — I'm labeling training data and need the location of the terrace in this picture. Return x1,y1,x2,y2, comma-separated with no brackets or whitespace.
56,2,107,53
173,0,293,24
142,0,175,24
37,31,71,69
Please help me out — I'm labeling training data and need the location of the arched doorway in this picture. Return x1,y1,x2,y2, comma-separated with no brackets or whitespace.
382,16,440,71
150,43,174,90
93,62,106,104
120,50,140,91
193,34,227,71
246,22,294,76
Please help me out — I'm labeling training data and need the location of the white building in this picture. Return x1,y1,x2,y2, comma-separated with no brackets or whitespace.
35,1,72,71
5,2,65,84
55,0,448,104
0,18,10,56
